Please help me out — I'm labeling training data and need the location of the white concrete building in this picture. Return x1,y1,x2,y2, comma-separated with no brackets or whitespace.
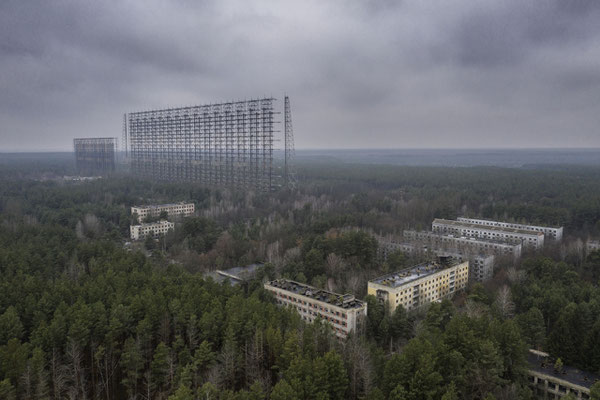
376,236,415,260
264,279,367,338
432,219,544,249
368,260,469,314
587,240,600,253
131,202,194,222
130,220,175,240
377,236,494,282
457,217,563,241
527,350,596,399
435,250,494,283
403,230,522,259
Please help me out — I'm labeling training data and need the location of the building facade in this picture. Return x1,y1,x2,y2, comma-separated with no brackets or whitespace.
264,279,367,338
131,202,195,222
376,236,416,260
457,217,563,241
587,240,600,253
403,230,522,259
436,251,494,283
527,350,595,399
377,236,494,282
367,260,469,314
130,220,175,240
432,219,544,249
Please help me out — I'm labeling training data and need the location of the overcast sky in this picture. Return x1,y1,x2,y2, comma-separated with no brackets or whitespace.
1,0,599,151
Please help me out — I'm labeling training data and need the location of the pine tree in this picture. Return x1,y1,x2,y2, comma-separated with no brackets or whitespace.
0,379,16,400
121,337,143,399
441,381,459,400
270,379,299,400
0,306,24,344
31,347,50,400
247,380,265,400
198,382,219,400
389,384,408,400
168,383,194,400
151,342,170,394
313,351,349,400
590,381,600,400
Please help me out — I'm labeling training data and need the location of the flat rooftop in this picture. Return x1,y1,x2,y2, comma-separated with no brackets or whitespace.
458,217,563,230
133,202,192,209
433,219,543,236
527,351,599,389
433,249,493,260
205,263,264,286
404,230,521,246
381,238,491,258
266,279,364,309
369,260,461,288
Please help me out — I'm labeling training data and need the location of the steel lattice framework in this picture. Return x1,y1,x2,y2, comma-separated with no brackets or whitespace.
284,96,297,190
73,137,117,176
127,98,275,191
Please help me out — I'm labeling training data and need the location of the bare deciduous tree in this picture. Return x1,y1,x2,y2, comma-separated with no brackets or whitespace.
51,348,69,400
66,339,87,400
326,253,346,276
464,299,487,319
494,285,515,319
506,267,525,284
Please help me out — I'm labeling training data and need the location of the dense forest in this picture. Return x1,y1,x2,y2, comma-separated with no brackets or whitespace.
1,156,600,399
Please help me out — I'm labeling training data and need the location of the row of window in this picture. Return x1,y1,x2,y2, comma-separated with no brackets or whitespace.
435,226,541,248
276,292,348,319
461,219,557,233
426,237,514,252
276,299,350,331
135,207,194,213
300,315,348,337
392,270,468,307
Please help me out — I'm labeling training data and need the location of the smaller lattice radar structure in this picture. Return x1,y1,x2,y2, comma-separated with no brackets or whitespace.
73,137,117,176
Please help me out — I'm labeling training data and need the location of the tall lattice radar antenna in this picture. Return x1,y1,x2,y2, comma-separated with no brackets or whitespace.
122,113,128,160
284,95,297,190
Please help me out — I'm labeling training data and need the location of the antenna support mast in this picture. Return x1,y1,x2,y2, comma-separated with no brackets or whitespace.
284,95,297,190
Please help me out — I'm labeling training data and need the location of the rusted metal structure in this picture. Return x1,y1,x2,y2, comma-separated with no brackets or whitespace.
73,137,116,176
284,95,298,190
125,98,276,191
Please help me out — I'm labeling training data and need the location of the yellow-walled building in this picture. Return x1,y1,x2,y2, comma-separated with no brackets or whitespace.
368,259,469,314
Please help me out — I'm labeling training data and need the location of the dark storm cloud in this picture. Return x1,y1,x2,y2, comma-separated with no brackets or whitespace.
453,2,600,68
0,0,599,151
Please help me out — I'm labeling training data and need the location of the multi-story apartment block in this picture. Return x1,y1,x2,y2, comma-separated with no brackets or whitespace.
376,236,415,260
432,219,544,249
436,251,494,283
131,202,194,222
587,240,600,253
367,260,469,314
403,230,522,259
377,236,494,282
130,220,175,240
264,279,367,338
527,349,596,399
457,217,563,241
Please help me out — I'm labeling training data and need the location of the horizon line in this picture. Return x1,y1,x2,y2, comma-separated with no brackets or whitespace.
2,147,600,153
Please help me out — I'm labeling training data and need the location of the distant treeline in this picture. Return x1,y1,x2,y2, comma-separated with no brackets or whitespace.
297,162,600,234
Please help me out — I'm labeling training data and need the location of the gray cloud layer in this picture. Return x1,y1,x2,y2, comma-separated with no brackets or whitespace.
1,0,599,151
